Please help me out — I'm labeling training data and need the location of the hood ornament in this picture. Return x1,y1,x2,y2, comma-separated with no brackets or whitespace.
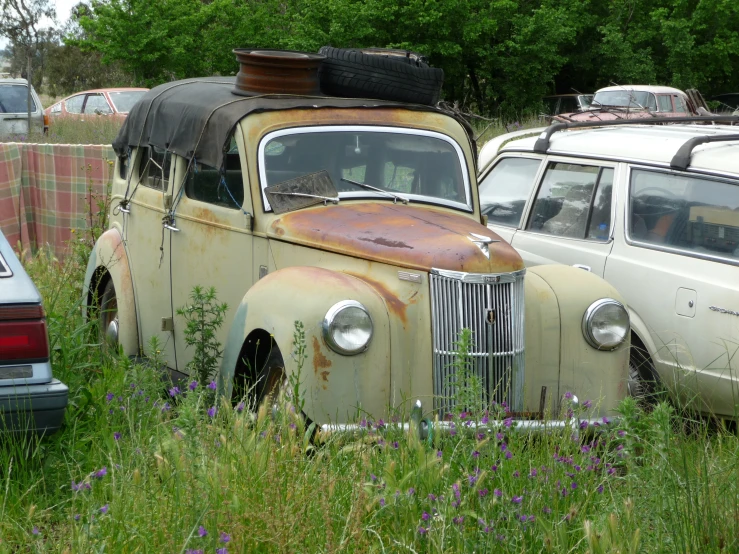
468,232,499,259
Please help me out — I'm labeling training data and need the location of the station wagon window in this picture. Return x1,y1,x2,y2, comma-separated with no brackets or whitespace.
629,169,739,261
657,95,673,112
673,95,688,113
528,162,614,240
185,155,244,209
479,157,541,227
259,126,471,211
139,146,170,191
84,93,112,115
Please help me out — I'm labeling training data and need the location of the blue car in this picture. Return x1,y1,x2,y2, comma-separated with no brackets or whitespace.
0,231,68,434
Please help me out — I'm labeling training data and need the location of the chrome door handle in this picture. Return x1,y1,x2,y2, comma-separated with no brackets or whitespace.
573,264,591,272
164,223,180,232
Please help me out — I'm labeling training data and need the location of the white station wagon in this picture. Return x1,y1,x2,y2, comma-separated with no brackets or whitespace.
478,118,739,417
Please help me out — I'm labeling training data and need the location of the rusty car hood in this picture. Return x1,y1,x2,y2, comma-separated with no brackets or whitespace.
268,203,524,273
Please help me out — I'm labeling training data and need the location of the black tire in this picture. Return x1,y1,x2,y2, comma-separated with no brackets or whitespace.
628,346,661,408
318,46,444,106
99,279,119,348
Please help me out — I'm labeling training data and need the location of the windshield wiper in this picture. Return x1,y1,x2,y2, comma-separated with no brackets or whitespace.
341,177,409,204
268,191,339,205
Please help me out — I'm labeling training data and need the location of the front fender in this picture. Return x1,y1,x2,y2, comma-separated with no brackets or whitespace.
219,266,391,424
82,227,139,356
529,265,630,416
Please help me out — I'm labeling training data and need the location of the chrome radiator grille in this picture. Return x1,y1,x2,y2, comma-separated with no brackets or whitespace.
430,268,525,416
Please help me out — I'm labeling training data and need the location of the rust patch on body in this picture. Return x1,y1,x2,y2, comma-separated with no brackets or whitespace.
346,272,408,325
312,336,332,375
359,237,413,249
266,203,523,274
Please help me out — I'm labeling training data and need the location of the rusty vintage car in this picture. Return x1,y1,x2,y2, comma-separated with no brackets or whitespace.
83,50,630,432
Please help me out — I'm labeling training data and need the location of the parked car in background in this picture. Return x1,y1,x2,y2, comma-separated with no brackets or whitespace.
711,93,739,115
45,88,149,121
557,85,697,122
478,117,739,417
83,49,631,433
542,94,593,116
0,78,47,139
0,230,68,434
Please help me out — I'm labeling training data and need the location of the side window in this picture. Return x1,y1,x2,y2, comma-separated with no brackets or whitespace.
50,103,62,114
83,93,112,114
630,169,739,260
657,95,673,112
139,146,171,191
65,95,84,114
528,162,613,240
479,157,541,227
646,94,658,111
185,154,244,209
674,95,688,113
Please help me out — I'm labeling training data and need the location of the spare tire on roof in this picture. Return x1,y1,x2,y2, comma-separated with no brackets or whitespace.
318,46,444,106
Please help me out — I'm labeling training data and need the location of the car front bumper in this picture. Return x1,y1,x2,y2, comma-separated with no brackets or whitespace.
0,379,69,435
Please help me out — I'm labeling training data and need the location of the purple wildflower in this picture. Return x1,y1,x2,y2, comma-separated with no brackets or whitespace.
579,420,589,430
32,526,39,535
418,526,428,535
208,381,217,390
198,525,208,537
428,493,437,501
422,511,430,521
220,532,231,543
493,489,502,497
481,414,489,424
530,468,538,478
452,483,461,500
453,516,464,525
376,419,385,428
477,432,485,440
511,495,523,504
189,380,198,391
581,445,591,453
503,417,512,428
597,484,604,494
602,416,611,424
468,474,477,486
216,549,228,554
543,506,552,514
618,430,626,437
571,482,578,490
106,392,114,402
169,387,180,397
491,464,498,472
114,432,121,441
472,450,480,459
408,488,416,496
391,441,399,449
513,470,520,478
208,406,217,418
505,450,513,460
92,466,107,479
479,488,488,497
186,551,203,554
379,498,386,507
99,504,109,514
161,402,171,412
460,411,468,420
564,391,574,400
234,401,244,413
582,400,592,408
74,514,80,521
436,450,443,458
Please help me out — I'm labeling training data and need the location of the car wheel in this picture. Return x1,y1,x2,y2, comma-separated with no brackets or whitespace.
627,347,660,408
99,279,119,347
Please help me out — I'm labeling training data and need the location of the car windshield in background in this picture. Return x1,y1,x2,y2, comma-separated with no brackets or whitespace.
108,91,146,113
259,127,470,211
593,91,654,109
0,85,36,113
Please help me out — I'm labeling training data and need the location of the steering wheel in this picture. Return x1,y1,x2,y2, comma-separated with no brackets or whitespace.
635,187,678,198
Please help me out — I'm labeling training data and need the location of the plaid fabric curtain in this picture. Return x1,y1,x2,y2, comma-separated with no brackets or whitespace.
0,143,114,258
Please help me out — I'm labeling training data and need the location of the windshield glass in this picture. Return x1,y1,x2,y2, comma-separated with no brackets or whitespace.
0,84,36,113
259,127,470,211
108,91,146,113
593,90,655,109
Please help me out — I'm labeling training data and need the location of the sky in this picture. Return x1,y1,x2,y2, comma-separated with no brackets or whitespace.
0,0,79,49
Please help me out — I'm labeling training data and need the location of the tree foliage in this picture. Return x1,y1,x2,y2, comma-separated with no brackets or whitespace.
73,0,739,117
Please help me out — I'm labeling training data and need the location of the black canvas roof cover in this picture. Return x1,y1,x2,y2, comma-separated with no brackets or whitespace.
113,77,458,170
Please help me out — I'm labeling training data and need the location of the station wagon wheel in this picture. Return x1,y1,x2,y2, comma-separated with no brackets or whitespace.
628,347,661,408
99,279,119,347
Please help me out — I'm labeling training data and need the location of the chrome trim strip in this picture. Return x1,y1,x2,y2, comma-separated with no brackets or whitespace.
431,267,526,283
397,271,422,283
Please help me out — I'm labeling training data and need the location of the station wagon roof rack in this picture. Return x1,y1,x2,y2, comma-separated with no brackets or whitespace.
670,133,739,170
532,115,739,154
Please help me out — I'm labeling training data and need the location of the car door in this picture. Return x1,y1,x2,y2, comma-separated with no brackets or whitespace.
82,93,113,116
511,158,618,277
606,166,739,415
169,131,255,375
478,154,544,245
64,94,85,116
124,146,178,366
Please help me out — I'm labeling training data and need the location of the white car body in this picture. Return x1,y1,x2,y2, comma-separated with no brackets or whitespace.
478,122,739,416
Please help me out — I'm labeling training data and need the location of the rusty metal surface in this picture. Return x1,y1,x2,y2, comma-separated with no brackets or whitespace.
232,49,324,96
268,203,523,273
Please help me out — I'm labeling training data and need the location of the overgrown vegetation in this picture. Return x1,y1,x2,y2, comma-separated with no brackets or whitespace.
68,0,739,118
2,239,738,551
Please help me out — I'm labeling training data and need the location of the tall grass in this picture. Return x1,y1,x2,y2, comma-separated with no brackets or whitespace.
2,241,738,552
16,117,124,145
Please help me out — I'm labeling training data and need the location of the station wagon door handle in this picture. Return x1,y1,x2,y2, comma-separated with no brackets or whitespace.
573,264,591,272
164,222,180,232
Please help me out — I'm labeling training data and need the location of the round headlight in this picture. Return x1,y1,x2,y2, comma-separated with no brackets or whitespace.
322,300,373,355
582,299,629,350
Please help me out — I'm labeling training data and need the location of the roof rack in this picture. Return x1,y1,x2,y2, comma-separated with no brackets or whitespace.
532,115,739,154
670,133,739,170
